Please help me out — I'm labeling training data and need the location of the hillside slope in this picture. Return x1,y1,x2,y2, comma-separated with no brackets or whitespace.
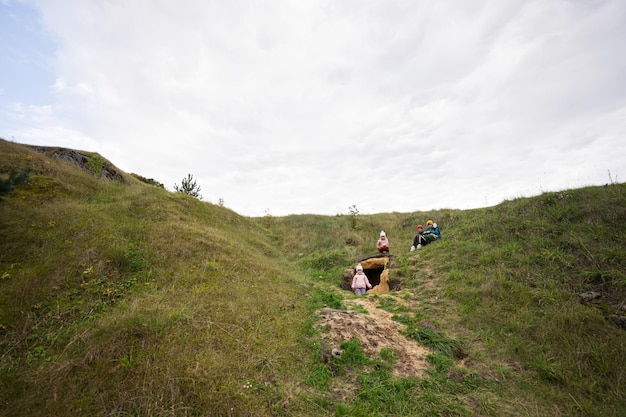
267,184,626,416
1,138,625,416
1,139,317,416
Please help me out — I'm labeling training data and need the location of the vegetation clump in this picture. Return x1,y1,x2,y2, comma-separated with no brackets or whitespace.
131,173,165,188
0,167,31,198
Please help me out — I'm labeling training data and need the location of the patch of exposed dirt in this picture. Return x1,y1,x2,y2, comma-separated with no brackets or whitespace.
317,296,430,378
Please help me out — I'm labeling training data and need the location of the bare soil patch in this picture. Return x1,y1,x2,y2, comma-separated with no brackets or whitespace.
317,296,430,378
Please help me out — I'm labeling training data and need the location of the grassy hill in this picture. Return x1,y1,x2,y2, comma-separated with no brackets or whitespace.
1,138,625,416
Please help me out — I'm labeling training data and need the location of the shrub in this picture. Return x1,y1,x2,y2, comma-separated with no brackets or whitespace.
0,167,31,198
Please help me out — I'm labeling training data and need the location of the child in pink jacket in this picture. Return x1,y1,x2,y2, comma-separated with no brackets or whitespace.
351,263,372,296
377,231,390,253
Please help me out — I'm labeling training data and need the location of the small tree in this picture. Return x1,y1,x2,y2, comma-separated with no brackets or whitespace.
348,204,360,230
174,173,202,199
0,167,31,199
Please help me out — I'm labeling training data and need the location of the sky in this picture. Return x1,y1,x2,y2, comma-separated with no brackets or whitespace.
1,0,625,216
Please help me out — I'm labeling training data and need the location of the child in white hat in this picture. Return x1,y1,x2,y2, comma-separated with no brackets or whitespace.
351,264,372,296
376,231,389,253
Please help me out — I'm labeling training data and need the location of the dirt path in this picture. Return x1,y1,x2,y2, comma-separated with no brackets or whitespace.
318,295,430,378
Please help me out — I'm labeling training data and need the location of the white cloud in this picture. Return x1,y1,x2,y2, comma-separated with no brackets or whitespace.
2,0,625,216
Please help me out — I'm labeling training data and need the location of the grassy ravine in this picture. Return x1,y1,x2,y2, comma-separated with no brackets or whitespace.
1,138,625,416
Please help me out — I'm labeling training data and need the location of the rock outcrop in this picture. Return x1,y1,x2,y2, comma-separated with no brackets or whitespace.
28,145,125,182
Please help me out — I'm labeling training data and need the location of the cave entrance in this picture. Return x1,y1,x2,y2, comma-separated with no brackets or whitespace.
362,264,385,287
343,256,390,293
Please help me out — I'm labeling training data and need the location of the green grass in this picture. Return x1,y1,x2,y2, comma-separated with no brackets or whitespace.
1,137,626,416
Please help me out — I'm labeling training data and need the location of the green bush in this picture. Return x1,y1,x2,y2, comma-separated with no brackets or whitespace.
0,167,31,197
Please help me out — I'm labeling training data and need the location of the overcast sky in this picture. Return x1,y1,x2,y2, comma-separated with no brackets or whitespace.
2,0,625,216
